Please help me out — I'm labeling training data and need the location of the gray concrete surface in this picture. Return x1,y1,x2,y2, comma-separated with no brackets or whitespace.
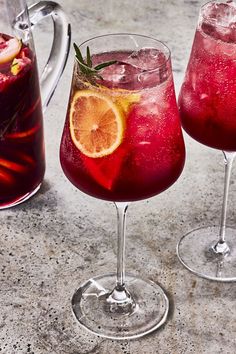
0,0,236,353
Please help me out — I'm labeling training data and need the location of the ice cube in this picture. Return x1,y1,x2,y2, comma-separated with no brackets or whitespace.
127,48,169,87
201,22,217,37
202,2,236,43
100,61,141,89
99,48,169,89
126,48,167,71
217,3,236,27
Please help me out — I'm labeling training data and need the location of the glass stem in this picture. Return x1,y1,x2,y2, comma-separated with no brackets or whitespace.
106,202,135,313
214,151,235,254
115,202,129,289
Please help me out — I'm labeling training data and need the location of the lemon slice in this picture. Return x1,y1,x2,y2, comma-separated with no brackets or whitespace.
83,81,140,113
115,92,140,113
70,90,124,158
0,37,21,65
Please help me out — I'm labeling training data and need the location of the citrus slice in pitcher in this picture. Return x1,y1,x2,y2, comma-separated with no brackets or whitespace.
0,37,21,64
69,90,124,158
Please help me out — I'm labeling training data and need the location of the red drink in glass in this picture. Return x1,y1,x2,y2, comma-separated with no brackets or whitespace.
177,2,236,282
0,34,44,208
179,2,236,151
60,50,185,202
60,34,185,340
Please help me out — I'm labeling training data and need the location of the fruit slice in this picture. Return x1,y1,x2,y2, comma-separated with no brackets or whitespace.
6,124,40,139
0,37,21,64
116,92,140,113
0,166,14,185
0,158,26,173
83,81,140,113
83,145,127,190
11,56,31,75
70,90,124,158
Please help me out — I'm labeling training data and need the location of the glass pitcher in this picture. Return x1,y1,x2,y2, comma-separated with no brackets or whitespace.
0,0,70,208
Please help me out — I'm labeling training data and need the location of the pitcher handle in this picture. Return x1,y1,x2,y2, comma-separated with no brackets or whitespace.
28,1,71,111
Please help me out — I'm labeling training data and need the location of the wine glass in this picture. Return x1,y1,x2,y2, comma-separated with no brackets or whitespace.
60,33,185,339
177,1,236,281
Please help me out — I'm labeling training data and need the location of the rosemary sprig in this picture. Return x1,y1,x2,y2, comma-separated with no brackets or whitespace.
73,43,117,83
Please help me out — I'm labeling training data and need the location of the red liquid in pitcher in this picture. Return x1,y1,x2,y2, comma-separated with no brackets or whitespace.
60,50,185,202
0,34,44,207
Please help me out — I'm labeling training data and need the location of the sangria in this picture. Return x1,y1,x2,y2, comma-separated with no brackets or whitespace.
177,1,236,281
61,49,185,202
0,0,70,208
0,34,44,207
60,34,185,339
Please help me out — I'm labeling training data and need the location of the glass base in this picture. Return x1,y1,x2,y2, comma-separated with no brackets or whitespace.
0,183,41,210
177,226,236,282
72,273,169,340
